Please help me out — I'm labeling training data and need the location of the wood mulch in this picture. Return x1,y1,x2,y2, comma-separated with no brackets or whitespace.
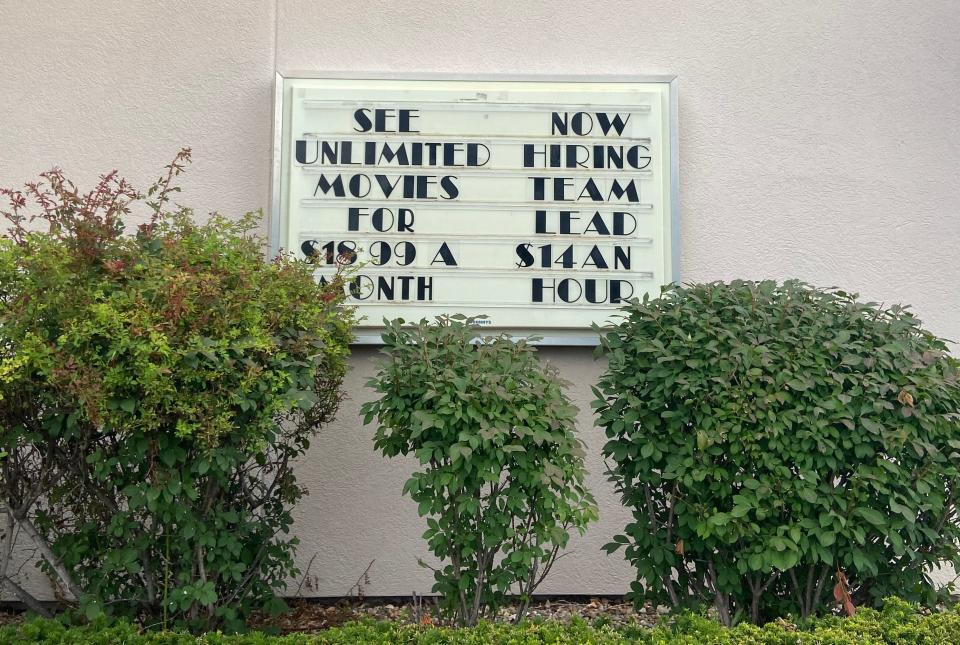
0,609,23,627
0,597,667,633
251,597,665,633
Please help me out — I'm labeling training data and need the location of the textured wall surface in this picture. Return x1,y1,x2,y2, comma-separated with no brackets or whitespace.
1,0,958,598
0,0,276,224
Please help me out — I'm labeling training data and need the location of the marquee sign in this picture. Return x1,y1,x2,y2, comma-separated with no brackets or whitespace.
272,75,677,343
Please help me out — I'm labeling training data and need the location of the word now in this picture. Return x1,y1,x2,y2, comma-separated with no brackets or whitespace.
550,112,631,137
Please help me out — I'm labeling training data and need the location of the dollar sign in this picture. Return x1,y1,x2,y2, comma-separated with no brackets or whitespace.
515,243,534,268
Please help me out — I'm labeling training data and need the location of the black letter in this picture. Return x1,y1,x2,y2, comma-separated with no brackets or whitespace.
431,242,458,266
440,176,459,199
353,108,373,132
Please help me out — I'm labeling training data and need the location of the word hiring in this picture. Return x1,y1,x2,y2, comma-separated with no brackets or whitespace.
523,143,650,170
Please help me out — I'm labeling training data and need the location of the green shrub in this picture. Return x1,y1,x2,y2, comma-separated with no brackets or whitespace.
1,598,960,643
361,316,598,626
0,151,354,630
593,280,960,625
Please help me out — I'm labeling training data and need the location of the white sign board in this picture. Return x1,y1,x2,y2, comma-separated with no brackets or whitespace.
273,76,677,343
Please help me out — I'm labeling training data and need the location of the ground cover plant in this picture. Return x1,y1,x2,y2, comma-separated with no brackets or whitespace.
1,597,960,643
0,151,354,631
362,316,598,626
594,280,960,626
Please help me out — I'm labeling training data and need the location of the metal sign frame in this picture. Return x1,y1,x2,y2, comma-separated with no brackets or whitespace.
271,72,679,345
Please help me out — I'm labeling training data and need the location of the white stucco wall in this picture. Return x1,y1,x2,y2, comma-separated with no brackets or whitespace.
1,0,958,598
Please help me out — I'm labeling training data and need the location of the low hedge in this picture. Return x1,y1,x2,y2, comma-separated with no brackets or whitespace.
2,599,959,643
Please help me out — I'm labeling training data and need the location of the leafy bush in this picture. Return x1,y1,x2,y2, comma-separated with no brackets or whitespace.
0,151,354,630
361,316,598,626
2,598,960,643
594,280,960,625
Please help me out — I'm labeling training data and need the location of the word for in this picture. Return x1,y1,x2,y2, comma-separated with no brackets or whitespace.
347,207,416,232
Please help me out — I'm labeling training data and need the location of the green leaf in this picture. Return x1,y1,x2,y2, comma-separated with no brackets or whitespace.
710,513,731,527
854,507,887,527
82,599,104,621
889,499,915,523
696,431,709,451
770,548,799,571
799,487,819,504
730,504,751,518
